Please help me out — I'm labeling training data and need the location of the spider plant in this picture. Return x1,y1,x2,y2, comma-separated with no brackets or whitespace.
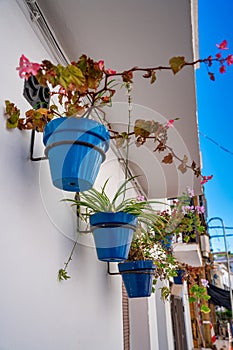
58,177,168,280
64,176,168,233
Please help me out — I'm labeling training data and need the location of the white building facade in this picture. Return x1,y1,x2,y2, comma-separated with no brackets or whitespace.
0,1,201,349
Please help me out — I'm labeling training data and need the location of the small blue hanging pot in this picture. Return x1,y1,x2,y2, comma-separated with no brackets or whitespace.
43,117,110,192
173,269,185,284
90,212,138,262
118,260,156,298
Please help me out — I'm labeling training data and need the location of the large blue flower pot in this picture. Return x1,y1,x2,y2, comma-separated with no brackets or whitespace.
90,212,137,262
173,269,184,285
43,117,110,192
118,260,156,298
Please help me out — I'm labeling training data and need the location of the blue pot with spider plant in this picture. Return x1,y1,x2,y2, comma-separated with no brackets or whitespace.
90,211,138,261
66,176,165,262
43,116,110,192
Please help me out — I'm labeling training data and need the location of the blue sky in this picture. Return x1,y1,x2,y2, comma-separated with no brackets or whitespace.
196,1,233,252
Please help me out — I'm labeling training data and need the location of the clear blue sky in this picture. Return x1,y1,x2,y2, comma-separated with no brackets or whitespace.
196,1,233,252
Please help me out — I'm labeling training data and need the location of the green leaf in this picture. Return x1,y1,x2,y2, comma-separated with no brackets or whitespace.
58,269,71,281
150,71,156,84
189,296,196,303
5,100,20,129
160,286,170,300
134,119,157,138
169,56,186,74
201,305,211,314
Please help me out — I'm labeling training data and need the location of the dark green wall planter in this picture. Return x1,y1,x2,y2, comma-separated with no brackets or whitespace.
43,117,110,192
118,260,156,298
90,212,137,262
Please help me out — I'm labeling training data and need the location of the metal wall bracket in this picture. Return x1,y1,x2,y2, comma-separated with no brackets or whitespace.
23,76,50,161
107,262,121,275
107,262,155,276
30,129,47,161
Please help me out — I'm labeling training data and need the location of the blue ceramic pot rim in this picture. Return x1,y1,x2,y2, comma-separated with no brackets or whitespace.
175,269,185,276
118,260,156,273
90,212,138,228
43,117,110,146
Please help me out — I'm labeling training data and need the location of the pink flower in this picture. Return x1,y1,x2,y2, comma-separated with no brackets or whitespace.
201,279,209,288
16,54,41,80
186,187,194,198
166,119,175,129
216,40,229,50
227,54,233,66
106,69,116,75
195,205,205,214
136,195,145,202
182,205,194,215
216,53,222,59
98,60,104,71
220,65,226,74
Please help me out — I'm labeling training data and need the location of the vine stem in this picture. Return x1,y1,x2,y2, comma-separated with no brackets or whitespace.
63,239,79,271
110,129,202,179
98,56,223,93
125,82,132,181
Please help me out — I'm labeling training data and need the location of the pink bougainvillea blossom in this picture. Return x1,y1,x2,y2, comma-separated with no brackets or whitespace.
220,65,226,74
200,175,213,185
166,119,175,129
98,60,104,71
216,39,229,50
227,54,233,66
16,54,41,80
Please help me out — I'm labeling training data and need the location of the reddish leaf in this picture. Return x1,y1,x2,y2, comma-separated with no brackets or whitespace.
154,142,166,153
122,70,133,83
162,153,173,164
208,72,215,81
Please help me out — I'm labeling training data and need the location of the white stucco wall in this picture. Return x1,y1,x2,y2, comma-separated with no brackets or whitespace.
0,1,125,349
183,282,194,350
129,295,160,350
155,280,175,350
